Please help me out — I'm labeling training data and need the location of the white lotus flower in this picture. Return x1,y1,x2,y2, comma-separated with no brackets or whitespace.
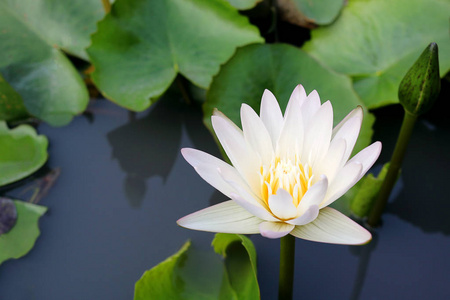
177,85,381,244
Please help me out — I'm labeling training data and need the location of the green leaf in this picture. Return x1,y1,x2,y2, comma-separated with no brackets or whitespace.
0,121,48,186
212,233,259,300
303,0,450,108
0,74,29,122
279,0,345,26
0,200,47,266
0,0,103,125
205,43,374,154
350,163,390,218
226,0,261,10
88,0,263,111
134,240,238,300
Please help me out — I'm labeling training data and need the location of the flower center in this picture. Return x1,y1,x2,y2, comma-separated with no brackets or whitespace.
260,157,314,207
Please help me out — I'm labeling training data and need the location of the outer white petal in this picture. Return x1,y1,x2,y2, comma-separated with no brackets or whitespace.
241,104,274,165
331,116,362,164
302,101,333,167
211,115,260,193
231,193,278,222
320,162,362,208
177,200,263,234
181,148,242,199
314,138,347,183
276,89,304,160
297,175,328,214
286,84,307,112
268,189,298,220
260,89,283,148
290,207,372,245
287,205,319,226
332,106,363,139
348,141,382,182
301,90,321,126
259,221,295,239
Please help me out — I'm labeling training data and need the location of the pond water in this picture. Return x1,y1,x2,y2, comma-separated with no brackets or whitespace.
0,93,449,300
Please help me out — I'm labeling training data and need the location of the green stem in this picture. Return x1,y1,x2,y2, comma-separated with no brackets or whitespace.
279,234,295,300
368,111,418,226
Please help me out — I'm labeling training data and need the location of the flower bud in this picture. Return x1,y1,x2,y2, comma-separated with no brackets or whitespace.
398,43,441,116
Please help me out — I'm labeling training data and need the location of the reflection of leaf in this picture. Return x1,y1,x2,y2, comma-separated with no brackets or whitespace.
0,74,29,122
212,234,259,300
88,0,263,111
0,121,48,186
0,0,103,125
134,240,237,300
303,0,450,108
0,200,47,265
278,0,345,27
205,43,374,155
350,163,390,218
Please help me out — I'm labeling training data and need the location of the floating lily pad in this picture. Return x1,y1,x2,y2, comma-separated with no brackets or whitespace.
135,234,260,299
0,198,17,235
88,0,263,111
226,0,261,10
278,0,345,26
0,200,47,265
0,74,29,122
205,43,374,154
303,0,450,108
0,121,48,186
0,0,103,125
212,233,259,299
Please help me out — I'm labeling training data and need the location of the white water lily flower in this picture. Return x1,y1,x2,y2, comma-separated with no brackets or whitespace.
178,85,381,244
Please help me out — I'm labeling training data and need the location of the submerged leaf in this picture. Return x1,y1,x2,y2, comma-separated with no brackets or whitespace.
0,200,47,265
0,0,103,125
0,121,48,186
303,0,450,108
88,0,263,111
205,43,374,154
0,198,17,235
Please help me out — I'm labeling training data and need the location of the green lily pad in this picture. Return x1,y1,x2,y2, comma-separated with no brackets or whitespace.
278,0,345,26
0,0,104,125
205,43,374,154
0,121,48,186
0,200,47,266
226,0,261,10
303,0,450,108
134,240,237,300
212,234,259,300
0,73,29,122
88,0,263,111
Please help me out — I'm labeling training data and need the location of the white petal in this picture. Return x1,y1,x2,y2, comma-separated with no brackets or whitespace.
297,175,328,214
260,89,283,148
290,207,372,245
259,221,294,239
331,115,362,164
268,188,298,220
301,89,321,126
231,193,278,222
332,106,363,139
314,138,347,183
211,115,260,193
241,104,274,165
287,205,319,225
181,148,242,199
348,141,382,181
177,200,263,234
286,84,307,112
320,162,362,208
276,89,304,160
302,101,333,167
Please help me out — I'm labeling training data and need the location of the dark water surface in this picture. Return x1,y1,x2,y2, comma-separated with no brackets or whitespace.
1,96,449,300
